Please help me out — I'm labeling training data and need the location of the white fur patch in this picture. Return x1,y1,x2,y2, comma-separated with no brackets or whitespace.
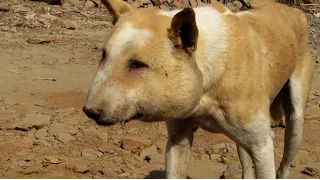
160,7,228,91
90,22,152,93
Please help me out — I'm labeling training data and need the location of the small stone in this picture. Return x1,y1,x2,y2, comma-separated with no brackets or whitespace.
221,164,242,179
159,4,169,10
84,0,95,9
81,149,103,158
55,132,75,143
155,141,167,154
150,0,163,6
64,20,77,30
33,139,52,147
0,3,10,11
189,0,197,7
100,167,118,178
26,128,37,141
233,0,243,8
39,13,58,21
212,143,227,154
35,127,48,139
303,163,320,178
188,161,228,179
73,164,90,173
11,5,30,14
120,137,147,154
15,114,50,131
210,154,222,162
181,0,190,7
98,142,118,153
140,145,158,160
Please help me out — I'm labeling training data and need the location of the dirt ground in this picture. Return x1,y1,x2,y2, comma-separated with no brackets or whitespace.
0,0,320,179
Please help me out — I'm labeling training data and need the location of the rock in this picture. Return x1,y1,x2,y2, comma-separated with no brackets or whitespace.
140,144,158,160
200,152,211,161
100,167,118,178
0,3,10,11
96,132,109,142
35,127,48,139
81,149,103,158
226,2,239,12
98,142,118,153
159,4,169,10
189,0,197,7
48,123,78,136
233,0,243,8
148,153,165,164
55,132,75,143
212,143,227,154
221,164,242,179
33,139,52,147
15,114,50,131
73,164,90,173
63,20,77,30
155,141,167,154
84,0,95,9
303,163,320,178
171,0,182,9
226,143,237,154
210,154,222,162
181,0,190,7
131,1,144,8
188,161,228,179
39,13,58,21
315,12,320,18
150,0,163,6
120,137,148,154
11,5,30,14
26,128,37,141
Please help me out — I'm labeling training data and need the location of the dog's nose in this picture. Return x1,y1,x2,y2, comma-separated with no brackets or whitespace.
83,106,101,120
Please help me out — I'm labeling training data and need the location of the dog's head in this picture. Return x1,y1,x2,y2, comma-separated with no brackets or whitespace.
83,0,203,125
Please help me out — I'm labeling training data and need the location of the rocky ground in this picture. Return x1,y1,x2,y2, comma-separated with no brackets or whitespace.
0,0,320,179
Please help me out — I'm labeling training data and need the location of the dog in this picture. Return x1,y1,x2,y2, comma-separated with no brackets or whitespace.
82,0,313,178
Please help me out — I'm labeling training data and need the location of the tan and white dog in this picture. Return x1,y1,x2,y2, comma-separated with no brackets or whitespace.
83,0,313,178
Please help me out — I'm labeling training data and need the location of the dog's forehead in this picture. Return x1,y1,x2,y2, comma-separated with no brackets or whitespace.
105,22,153,60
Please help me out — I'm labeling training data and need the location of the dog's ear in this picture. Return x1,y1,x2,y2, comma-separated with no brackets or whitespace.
168,8,198,54
101,0,133,25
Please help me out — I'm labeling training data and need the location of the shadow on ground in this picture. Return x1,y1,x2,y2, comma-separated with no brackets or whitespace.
144,170,192,179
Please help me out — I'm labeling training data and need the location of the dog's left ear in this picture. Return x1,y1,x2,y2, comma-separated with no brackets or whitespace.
168,8,198,54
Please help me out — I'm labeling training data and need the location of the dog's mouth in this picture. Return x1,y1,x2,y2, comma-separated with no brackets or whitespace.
95,112,144,126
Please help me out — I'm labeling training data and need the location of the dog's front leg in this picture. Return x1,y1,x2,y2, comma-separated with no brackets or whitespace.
165,119,196,179
237,144,255,179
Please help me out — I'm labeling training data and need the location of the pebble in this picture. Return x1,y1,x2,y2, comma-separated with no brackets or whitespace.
11,5,30,14
0,3,10,11
81,149,103,158
15,114,50,131
73,164,90,173
140,144,158,160
221,164,242,179
303,163,320,178
35,127,48,139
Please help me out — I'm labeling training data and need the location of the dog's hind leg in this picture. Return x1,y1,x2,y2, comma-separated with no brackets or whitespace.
165,119,197,179
276,50,313,179
237,144,255,178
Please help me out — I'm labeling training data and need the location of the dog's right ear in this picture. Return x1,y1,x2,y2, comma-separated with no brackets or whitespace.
101,0,133,25
168,8,198,54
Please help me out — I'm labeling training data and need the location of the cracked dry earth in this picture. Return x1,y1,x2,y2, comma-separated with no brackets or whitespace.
0,1,320,179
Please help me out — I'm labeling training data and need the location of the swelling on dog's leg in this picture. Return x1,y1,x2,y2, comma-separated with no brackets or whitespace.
237,144,255,179
165,120,195,179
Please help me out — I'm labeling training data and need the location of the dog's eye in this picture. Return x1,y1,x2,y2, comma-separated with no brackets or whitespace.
129,59,149,70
